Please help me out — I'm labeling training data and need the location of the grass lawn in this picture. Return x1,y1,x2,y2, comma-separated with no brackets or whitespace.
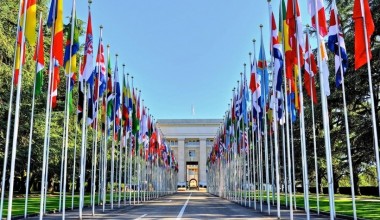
234,191,380,219
1,191,146,218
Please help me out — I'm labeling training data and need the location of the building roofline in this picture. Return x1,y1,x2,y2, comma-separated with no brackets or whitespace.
157,119,223,125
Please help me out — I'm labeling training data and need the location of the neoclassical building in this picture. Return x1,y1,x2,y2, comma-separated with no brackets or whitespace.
157,119,222,188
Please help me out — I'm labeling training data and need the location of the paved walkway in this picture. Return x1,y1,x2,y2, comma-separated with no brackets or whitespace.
30,191,333,219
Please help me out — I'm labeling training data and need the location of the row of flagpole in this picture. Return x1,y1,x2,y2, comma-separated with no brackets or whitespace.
1,0,179,219
207,0,377,220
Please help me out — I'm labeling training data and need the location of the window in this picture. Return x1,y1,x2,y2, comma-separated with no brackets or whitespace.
189,150,196,158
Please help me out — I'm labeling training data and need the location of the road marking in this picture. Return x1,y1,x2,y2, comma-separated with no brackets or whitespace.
176,193,192,220
135,214,147,219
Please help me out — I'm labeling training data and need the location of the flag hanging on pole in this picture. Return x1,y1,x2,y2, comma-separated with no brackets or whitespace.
64,9,79,114
123,77,132,132
47,0,63,108
319,35,331,97
34,16,44,96
308,0,328,37
24,0,37,46
257,31,268,111
249,53,261,116
304,34,318,104
107,56,114,125
83,10,94,83
353,0,375,70
271,12,284,121
114,61,121,136
328,1,348,88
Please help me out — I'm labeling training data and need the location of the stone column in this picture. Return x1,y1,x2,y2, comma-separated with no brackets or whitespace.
199,138,207,185
178,138,185,183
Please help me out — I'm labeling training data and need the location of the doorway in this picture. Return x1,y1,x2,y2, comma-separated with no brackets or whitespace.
186,161,198,189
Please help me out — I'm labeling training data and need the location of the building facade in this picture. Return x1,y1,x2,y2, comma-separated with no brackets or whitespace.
157,119,222,188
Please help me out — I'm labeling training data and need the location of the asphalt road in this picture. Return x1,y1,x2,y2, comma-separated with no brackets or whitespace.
32,191,332,219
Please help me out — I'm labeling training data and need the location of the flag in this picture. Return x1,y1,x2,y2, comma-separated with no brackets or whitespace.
328,0,348,88
14,11,26,85
304,34,318,104
271,12,284,120
308,0,328,37
64,9,79,114
249,53,261,115
34,16,44,96
280,0,293,80
257,32,268,110
24,0,37,45
77,59,85,123
353,0,374,70
96,38,106,97
106,56,114,123
83,10,93,83
114,60,121,135
132,89,140,134
122,75,129,132
286,0,304,74
319,35,330,96
47,0,63,108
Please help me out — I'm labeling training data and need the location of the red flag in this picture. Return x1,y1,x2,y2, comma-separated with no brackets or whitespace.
353,0,375,70
304,34,318,104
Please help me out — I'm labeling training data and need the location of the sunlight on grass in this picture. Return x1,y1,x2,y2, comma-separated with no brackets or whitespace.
1,192,143,218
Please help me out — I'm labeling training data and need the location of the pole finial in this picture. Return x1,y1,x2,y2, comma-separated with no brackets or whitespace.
100,25,103,29
249,52,252,56
123,63,126,67
88,0,92,4
107,44,110,48
260,24,263,28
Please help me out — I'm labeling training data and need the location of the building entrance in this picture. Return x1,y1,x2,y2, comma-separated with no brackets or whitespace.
186,161,198,189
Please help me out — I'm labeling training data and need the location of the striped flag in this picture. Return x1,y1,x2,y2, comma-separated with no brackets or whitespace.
250,53,261,116
304,34,318,104
83,10,94,83
308,0,328,37
34,16,44,96
47,0,63,108
271,12,284,121
328,0,348,88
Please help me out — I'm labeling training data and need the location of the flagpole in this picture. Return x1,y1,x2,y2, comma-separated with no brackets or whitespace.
120,63,129,206
71,57,82,211
115,64,125,208
62,1,77,218
312,1,335,218
79,68,88,220
330,1,357,218
89,26,98,214
252,38,264,212
268,2,281,216
279,0,293,214
129,76,135,205
0,0,23,217
258,25,271,215
110,53,118,210
39,0,56,218
6,0,29,218
24,13,43,218
290,1,310,218
358,0,380,197
89,27,99,215
305,25,320,215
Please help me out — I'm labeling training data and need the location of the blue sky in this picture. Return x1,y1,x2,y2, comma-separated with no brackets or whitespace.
62,0,310,120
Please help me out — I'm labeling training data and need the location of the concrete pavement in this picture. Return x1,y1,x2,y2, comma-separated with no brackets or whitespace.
29,191,333,219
